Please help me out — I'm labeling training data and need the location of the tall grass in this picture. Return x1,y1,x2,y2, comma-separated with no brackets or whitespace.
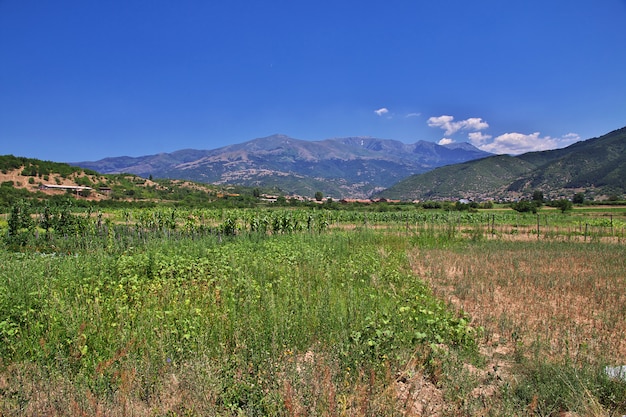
0,229,476,416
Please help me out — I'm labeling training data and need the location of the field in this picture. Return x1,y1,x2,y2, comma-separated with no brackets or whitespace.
1,204,626,416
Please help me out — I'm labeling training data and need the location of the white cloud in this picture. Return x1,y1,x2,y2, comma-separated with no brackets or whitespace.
427,115,455,134
405,112,421,118
374,107,389,116
563,133,581,142
468,131,492,147
427,113,581,154
479,132,581,155
427,115,489,136
463,117,489,131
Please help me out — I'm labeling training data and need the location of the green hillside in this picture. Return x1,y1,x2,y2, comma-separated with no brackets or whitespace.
379,126,626,201
512,127,626,193
378,155,536,201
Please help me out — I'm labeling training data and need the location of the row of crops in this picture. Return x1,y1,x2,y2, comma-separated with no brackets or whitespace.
3,200,625,253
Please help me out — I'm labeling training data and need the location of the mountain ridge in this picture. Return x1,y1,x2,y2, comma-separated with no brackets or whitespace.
377,126,626,201
74,135,492,198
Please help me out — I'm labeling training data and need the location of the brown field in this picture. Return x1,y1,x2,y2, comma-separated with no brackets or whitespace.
410,242,626,363
407,240,626,414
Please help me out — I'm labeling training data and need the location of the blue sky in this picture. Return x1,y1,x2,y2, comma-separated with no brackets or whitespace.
1,1,625,162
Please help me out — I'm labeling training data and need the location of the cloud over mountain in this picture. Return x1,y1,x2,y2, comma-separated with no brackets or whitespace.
480,132,581,155
427,114,580,154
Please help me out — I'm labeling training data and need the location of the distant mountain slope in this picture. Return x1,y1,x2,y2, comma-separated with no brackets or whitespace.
74,135,491,198
378,126,626,201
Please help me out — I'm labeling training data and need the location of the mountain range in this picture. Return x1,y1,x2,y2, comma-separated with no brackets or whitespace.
377,126,626,201
74,135,491,199
73,127,626,201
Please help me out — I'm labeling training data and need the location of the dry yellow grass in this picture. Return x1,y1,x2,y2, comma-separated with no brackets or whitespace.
410,241,626,365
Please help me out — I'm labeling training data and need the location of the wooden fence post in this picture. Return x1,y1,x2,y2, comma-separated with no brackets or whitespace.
537,214,540,239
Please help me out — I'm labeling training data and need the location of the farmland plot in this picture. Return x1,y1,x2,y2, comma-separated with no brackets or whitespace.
1,205,625,416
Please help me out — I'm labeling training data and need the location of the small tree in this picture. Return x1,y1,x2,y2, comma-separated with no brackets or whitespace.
455,201,470,211
553,199,573,213
314,191,324,202
6,200,34,246
511,200,539,214
572,193,585,205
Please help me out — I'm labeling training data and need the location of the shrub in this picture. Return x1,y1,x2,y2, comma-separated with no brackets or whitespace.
511,200,539,214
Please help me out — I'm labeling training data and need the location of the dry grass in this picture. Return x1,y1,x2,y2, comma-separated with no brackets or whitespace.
406,240,626,416
0,361,214,417
0,353,429,417
410,241,626,365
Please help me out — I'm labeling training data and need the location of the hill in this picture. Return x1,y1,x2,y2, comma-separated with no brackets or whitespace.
73,135,491,199
377,126,626,201
0,155,248,209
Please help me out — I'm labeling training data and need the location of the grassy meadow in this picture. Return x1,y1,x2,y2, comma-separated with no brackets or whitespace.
1,204,626,416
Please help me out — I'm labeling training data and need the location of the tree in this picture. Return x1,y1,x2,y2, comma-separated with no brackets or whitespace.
572,193,585,205
455,201,470,211
553,199,573,213
511,200,539,214
532,190,544,207
6,199,34,246
314,191,323,201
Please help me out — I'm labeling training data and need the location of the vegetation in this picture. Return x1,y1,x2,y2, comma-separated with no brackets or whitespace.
511,200,540,214
0,155,98,179
551,198,574,213
0,203,480,416
0,198,625,415
0,155,270,211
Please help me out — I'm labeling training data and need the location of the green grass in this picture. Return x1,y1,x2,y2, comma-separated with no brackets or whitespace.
0,225,478,416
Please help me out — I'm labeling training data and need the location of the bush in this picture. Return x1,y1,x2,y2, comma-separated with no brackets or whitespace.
511,200,539,214
573,193,585,204
553,199,573,213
